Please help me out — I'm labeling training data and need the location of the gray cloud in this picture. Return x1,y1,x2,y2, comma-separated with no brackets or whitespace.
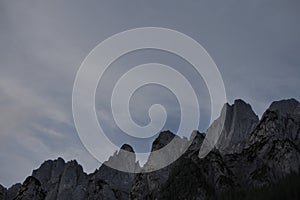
0,0,300,187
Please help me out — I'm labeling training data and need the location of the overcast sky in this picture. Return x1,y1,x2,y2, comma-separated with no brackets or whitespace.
1,0,300,187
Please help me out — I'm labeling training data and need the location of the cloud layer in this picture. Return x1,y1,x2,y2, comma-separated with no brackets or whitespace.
0,0,299,187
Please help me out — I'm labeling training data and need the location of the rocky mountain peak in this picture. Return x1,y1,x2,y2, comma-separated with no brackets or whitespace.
104,144,138,170
14,176,45,200
151,130,175,151
92,144,139,199
120,144,135,152
233,99,258,117
29,157,88,200
3,98,300,200
209,99,259,154
248,98,300,147
269,98,300,116
188,130,205,152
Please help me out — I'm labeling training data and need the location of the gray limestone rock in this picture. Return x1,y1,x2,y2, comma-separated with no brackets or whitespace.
14,176,45,200
31,158,88,200
2,183,22,200
204,99,259,155
4,98,300,200
87,144,140,200
0,184,7,200
269,98,299,116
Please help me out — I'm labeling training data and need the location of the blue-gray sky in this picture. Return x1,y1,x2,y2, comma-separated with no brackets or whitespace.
0,0,300,187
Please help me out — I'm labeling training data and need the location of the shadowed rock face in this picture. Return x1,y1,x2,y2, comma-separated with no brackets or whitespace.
130,131,208,200
130,99,300,200
0,148,139,200
30,158,89,200
224,99,300,188
0,183,21,200
2,99,300,200
269,98,299,116
198,99,258,159
214,99,259,154
0,184,6,200
120,144,134,153
14,177,45,200
151,130,175,151
90,144,140,199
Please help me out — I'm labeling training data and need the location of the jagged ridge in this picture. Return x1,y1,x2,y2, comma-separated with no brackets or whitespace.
1,99,299,200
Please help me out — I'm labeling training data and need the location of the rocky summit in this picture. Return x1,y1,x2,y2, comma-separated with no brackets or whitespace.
0,99,300,200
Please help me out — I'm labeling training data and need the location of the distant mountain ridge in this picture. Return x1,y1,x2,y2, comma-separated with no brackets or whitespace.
1,98,300,200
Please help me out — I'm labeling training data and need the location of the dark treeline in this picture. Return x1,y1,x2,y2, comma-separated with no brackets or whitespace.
210,169,300,200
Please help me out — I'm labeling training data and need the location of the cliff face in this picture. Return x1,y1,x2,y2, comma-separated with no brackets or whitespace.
130,99,300,200
0,183,21,200
1,99,300,200
215,99,259,154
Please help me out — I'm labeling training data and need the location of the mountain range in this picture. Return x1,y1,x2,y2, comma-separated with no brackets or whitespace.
0,98,300,200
